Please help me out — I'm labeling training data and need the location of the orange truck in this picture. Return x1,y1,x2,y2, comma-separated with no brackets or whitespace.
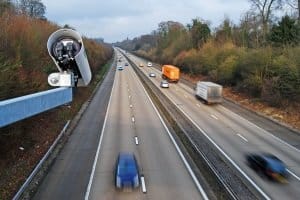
161,65,180,83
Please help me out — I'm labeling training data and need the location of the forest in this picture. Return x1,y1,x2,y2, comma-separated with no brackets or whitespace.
116,0,300,107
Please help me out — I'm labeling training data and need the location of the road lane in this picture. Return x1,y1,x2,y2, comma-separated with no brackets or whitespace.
128,52,300,199
87,54,203,200
33,55,116,200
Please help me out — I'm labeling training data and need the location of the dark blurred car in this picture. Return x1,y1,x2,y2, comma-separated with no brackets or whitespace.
125,63,129,66
246,153,288,183
115,153,140,189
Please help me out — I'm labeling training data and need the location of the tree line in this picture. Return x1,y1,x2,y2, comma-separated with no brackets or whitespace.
116,0,300,107
0,0,113,100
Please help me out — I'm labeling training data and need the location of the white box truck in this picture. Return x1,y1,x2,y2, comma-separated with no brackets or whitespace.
195,81,222,104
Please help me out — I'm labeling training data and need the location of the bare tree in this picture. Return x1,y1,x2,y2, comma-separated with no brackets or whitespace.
286,0,300,21
18,0,45,18
249,0,283,42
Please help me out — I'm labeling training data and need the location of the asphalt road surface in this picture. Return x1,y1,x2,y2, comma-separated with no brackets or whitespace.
33,51,204,200
86,53,203,200
127,51,300,200
33,55,116,200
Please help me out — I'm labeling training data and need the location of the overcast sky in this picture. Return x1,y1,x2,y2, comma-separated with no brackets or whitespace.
42,0,251,43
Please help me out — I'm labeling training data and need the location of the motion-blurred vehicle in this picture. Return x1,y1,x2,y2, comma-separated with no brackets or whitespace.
115,153,140,189
161,65,180,83
139,63,144,67
117,66,124,70
160,80,169,88
125,63,129,66
147,62,152,67
149,72,156,77
195,81,222,104
246,153,288,183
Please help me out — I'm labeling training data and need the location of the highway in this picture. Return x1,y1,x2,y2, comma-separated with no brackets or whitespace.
86,52,203,200
127,51,300,200
33,51,204,200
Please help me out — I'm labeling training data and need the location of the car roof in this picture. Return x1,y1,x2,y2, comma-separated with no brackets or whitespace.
262,154,285,171
117,153,138,175
250,153,286,172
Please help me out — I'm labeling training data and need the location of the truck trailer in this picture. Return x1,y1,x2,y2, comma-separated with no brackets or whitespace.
161,65,180,83
195,81,222,104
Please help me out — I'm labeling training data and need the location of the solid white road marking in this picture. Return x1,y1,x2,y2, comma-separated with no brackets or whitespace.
237,134,248,142
287,169,300,182
129,95,131,98
132,117,135,123
134,136,139,145
130,104,133,108
211,114,218,120
141,176,147,193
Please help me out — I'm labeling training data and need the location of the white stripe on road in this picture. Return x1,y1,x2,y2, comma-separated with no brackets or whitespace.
287,169,300,182
130,104,133,108
84,66,116,200
135,136,139,145
210,114,218,120
141,176,147,193
132,117,135,123
237,134,248,142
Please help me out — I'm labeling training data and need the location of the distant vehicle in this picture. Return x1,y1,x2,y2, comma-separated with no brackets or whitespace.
246,153,288,183
147,62,152,67
125,63,129,66
160,80,169,88
139,63,144,67
161,65,180,83
117,66,124,70
149,72,156,77
115,153,140,189
195,81,222,104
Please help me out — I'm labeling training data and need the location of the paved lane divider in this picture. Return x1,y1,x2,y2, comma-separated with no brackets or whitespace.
237,134,248,142
210,115,218,120
134,136,139,145
287,169,300,182
140,175,147,193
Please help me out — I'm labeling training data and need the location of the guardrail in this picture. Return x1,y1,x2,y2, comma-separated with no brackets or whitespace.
13,120,70,200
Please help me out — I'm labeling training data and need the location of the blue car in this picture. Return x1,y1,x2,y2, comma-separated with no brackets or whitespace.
246,153,288,183
115,153,140,188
